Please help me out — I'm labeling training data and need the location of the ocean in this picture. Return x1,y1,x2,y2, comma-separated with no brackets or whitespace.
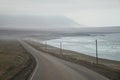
46,33,120,61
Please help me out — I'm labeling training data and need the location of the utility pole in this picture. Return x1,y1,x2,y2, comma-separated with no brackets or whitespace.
45,41,47,50
96,40,98,64
60,42,62,54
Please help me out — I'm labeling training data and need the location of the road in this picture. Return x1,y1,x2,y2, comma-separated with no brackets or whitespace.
20,41,109,80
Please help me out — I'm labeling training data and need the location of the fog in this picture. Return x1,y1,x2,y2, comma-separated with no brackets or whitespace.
0,0,120,28
0,15,81,30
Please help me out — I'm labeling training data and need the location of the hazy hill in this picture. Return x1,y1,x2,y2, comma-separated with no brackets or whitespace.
0,15,81,30
71,27,120,33
0,15,120,33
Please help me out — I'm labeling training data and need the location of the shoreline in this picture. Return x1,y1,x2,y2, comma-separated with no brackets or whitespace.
26,40,120,80
28,37,120,63
44,36,120,61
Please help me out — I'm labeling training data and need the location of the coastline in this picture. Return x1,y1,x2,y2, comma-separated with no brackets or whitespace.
44,34,120,61
25,39,120,80
27,37,120,68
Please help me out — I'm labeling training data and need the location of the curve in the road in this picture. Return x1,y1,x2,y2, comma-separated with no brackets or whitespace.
20,41,109,80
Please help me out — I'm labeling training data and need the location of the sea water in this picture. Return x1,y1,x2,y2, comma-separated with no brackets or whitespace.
46,33,120,61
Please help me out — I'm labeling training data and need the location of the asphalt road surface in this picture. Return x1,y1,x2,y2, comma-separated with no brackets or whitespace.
20,41,109,80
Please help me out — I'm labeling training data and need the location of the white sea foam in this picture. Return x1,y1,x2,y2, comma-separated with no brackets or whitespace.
46,33,120,61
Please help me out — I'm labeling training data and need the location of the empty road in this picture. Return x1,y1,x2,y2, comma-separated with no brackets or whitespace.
20,41,109,80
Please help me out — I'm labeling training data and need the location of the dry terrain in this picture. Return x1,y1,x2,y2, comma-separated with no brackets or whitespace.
0,40,36,80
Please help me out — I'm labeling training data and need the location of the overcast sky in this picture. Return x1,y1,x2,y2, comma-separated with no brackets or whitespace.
0,0,120,27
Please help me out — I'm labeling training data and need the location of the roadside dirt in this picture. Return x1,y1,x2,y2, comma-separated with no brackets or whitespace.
0,40,36,80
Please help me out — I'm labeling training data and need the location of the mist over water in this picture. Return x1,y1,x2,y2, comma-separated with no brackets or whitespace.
46,33,120,61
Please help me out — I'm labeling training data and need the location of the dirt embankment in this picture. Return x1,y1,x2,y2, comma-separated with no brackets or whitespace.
26,40,120,80
0,40,36,80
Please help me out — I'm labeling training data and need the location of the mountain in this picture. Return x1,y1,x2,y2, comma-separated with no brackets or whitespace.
0,15,81,30
71,26,120,33
0,15,120,33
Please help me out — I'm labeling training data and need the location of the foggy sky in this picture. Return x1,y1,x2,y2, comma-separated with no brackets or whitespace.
0,0,120,27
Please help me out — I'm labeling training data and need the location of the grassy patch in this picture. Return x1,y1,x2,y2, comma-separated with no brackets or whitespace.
0,40,31,80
